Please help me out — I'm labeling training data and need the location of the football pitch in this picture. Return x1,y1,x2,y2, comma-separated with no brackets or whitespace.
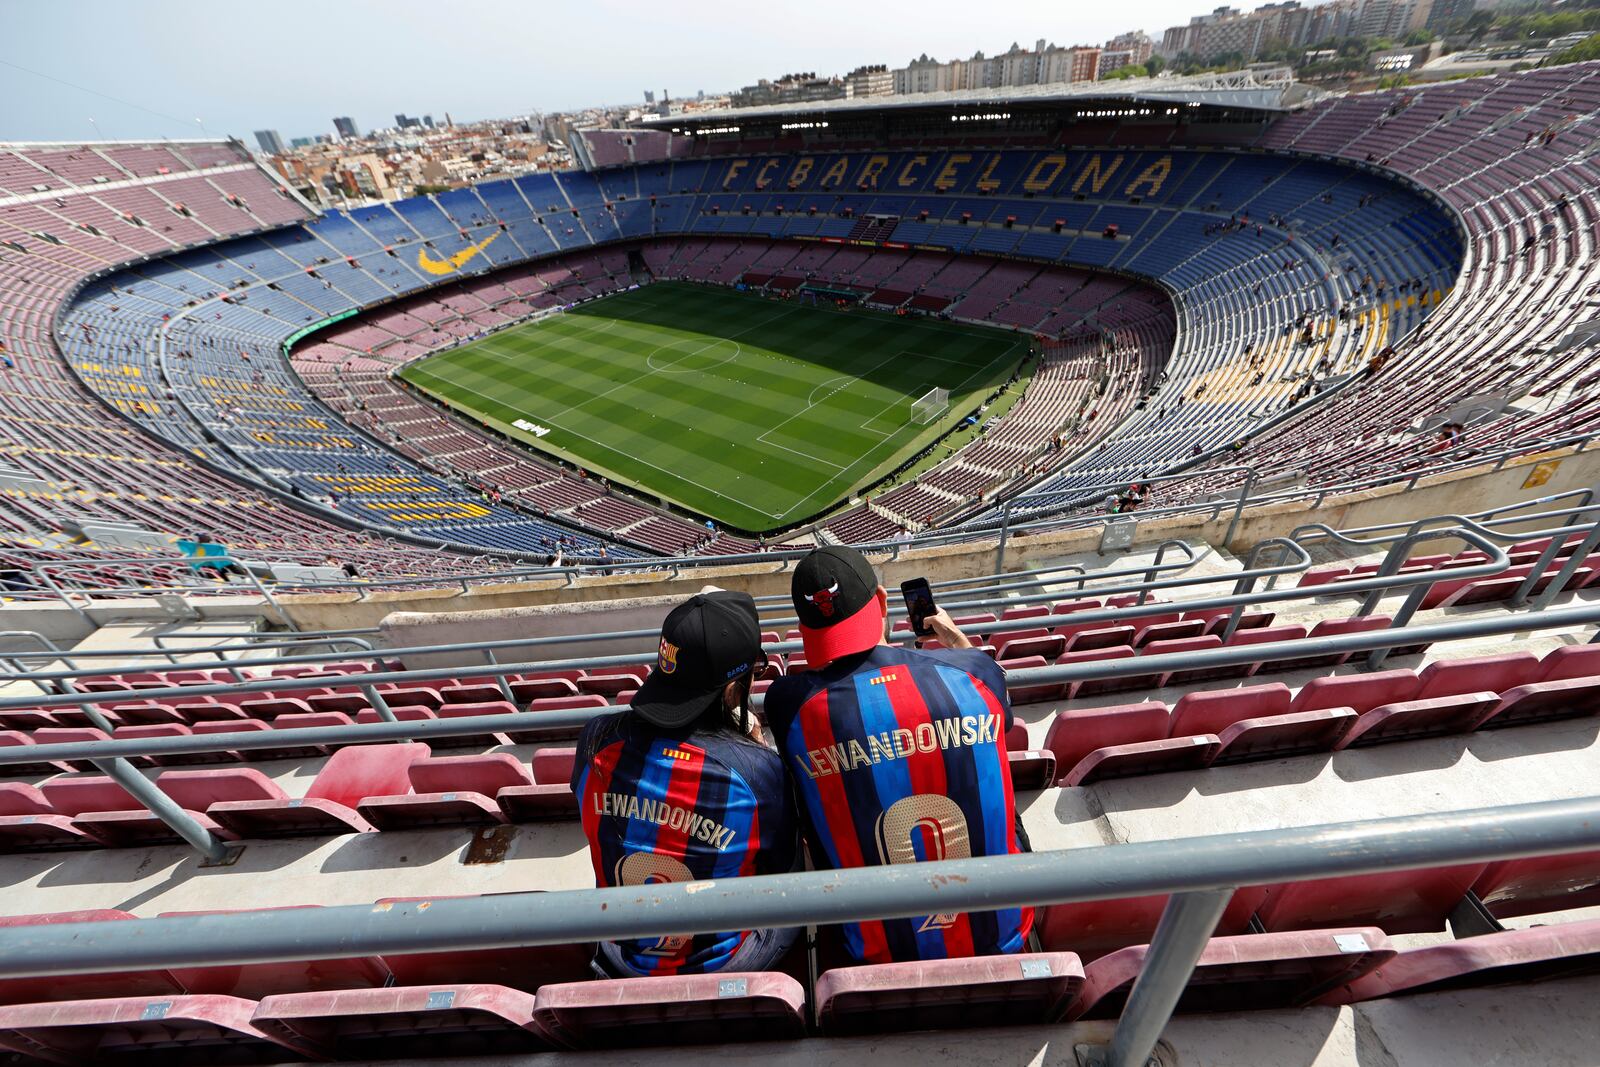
398,282,1025,532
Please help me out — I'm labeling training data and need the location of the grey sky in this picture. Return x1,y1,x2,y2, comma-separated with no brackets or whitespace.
2,0,1279,143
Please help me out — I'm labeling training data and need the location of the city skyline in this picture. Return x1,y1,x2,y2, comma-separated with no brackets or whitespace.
0,0,1343,142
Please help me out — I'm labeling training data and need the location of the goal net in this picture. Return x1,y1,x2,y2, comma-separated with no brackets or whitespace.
910,386,949,425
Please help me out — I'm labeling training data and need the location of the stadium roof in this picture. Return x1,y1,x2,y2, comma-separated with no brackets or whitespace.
641,66,1319,128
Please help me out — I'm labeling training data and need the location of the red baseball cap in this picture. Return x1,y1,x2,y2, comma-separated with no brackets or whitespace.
791,545,884,668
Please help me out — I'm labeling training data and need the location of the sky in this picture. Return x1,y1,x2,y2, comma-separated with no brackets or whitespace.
0,0,1259,144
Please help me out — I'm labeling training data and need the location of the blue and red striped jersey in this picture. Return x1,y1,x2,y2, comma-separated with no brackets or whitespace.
764,644,1032,964
572,710,797,975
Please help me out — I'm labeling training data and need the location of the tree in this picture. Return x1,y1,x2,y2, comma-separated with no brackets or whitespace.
1145,54,1166,76
1548,31,1600,64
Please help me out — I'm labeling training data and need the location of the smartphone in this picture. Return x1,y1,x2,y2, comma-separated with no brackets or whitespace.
900,577,937,637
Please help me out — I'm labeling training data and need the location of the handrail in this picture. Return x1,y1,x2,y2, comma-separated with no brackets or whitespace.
29,556,298,631
0,794,1596,1067
0,513,1520,687
10,598,1600,766
21,427,1596,604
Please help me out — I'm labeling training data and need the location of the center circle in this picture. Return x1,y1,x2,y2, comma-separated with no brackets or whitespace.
645,337,742,374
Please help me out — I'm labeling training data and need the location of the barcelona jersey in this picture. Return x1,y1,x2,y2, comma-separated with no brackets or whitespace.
573,711,797,975
764,645,1032,964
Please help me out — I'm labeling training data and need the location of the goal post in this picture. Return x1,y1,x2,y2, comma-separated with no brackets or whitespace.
910,386,949,425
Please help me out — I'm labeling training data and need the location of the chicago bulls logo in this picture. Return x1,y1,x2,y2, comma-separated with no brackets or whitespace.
658,637,679,674
805,580,841,618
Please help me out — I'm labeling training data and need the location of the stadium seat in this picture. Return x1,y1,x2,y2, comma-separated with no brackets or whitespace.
997,655,1060,703
435,700,517,747
1470,848,1600,918
1061,646,1142,698
1042,701,1168,781
209,743,430,837
1290,670,1419,715
1168,684,1291,737
1041,889,1267,961
1317,919,1600,1004
1213,709,1357,763
65,768,284,848
0,733,72,778
0,995,327,1064
1004,724,1056,789
0,781,95,851
190,719,273,760
497,747,578,821
815,953,1084,1036
1476,677,1600,729
375,895,592,989
0,911,182,1004
531,972,806,1049
1336,692,1500,748
159,906,390,998
1271,615,1396,671
1064,734,1221,785
1254,862,1488,934
1412,653,1540,701
254,985,554,1058
357,753,533,829
1066,928,1394,1020
506,695,608,744
1536,644,1600,682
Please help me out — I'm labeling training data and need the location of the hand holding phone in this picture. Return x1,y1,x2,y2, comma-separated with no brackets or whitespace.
900,577,937,637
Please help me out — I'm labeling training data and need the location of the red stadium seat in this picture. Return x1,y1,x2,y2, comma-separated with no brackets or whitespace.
0,994,327,1064
815,953,1084,1036
1168,684,1291,737
1066,928,1394,1020
1335,692,1499,748
253,985,551,1058
0,911,182,1004
376,894,593,990
531,972,806,1049
1043,701,1169,781
1290,670,1419,715
159,906,390,998
1041,889,1267,961
1412,652,1540,701
1255,862,1488,934
1213,709,1357,763
435,700,516,747
1064,735,1221,785
1317,919,1600,1004
1537,644,1600,682
1270,615,1395,671
506,694,609,744
0,732,71,778
1477,677,1600,729
0,781,94,851
358,753,533,829
1471,848,1600,918
209,743,430,837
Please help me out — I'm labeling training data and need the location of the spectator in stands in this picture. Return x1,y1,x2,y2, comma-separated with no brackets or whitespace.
764,546,1033,965
572,590,799,978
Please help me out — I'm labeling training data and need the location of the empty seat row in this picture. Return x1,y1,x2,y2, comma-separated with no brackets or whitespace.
1041,644,1600,785
1,916,1596,1062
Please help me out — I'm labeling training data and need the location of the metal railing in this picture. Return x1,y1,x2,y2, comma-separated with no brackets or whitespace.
14,426,1595,614
6,599,1600,865
0,793,1594,1067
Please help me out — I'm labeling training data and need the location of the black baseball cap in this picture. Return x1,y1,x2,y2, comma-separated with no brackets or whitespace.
791,545,884,667
632,591,763,729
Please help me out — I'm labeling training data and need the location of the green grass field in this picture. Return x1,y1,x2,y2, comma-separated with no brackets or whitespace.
399,282,1024,532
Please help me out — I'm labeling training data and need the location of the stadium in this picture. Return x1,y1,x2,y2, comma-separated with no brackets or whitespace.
0,15,1598,1065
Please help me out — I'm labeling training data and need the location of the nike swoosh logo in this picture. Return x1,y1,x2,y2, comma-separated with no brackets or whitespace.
416,230,500,276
